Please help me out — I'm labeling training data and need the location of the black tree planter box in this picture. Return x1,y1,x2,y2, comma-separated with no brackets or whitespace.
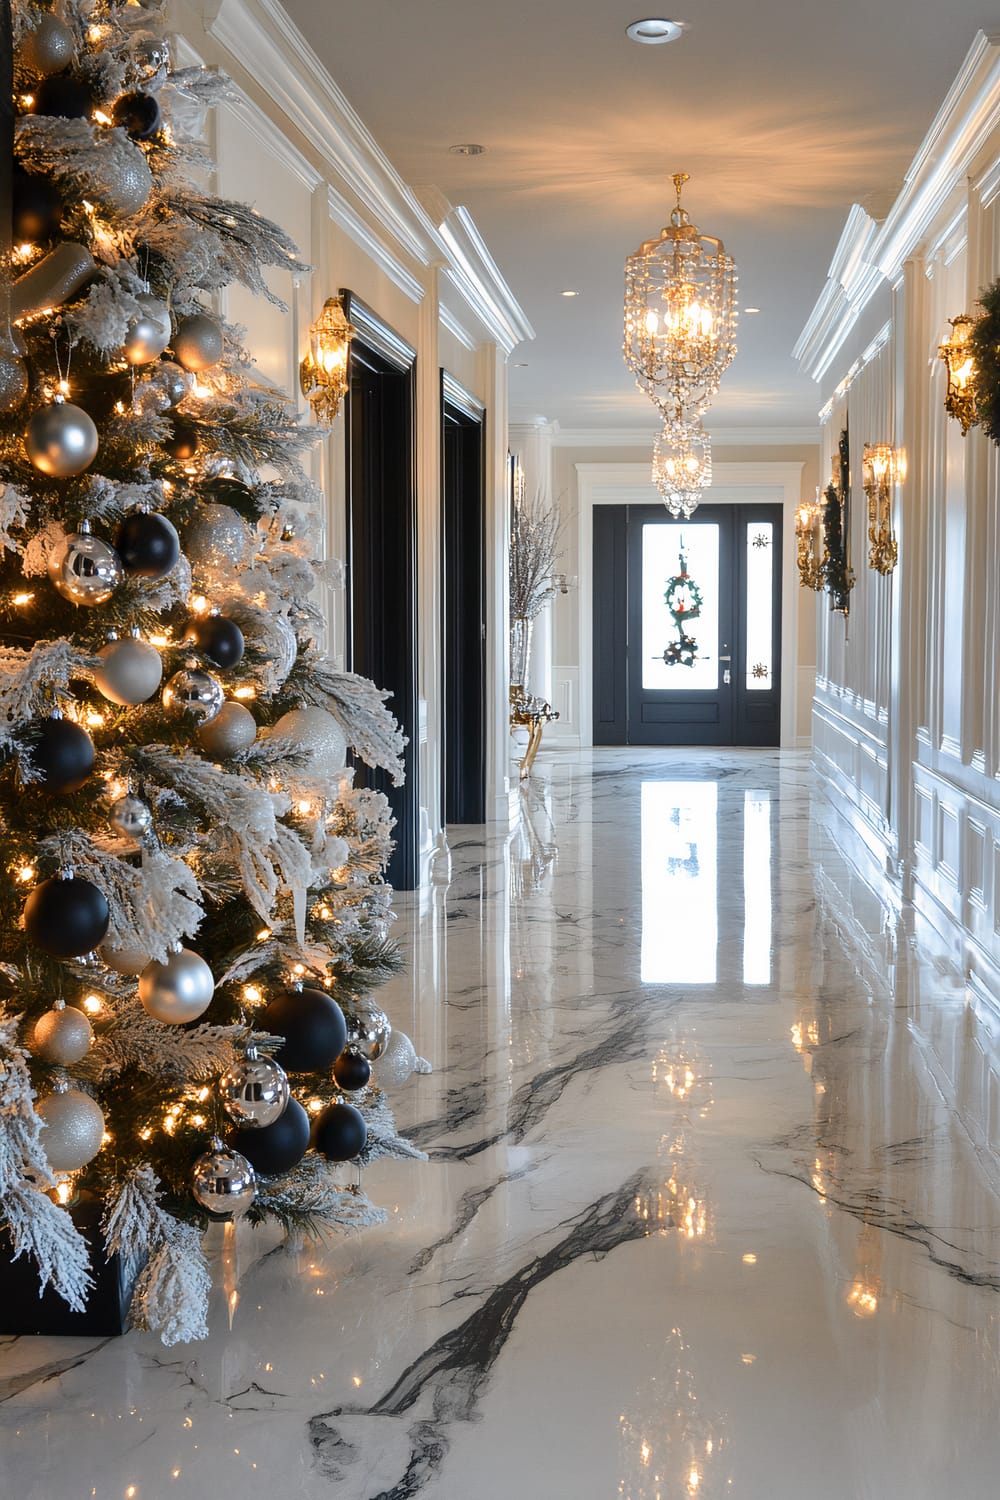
2,1196,136,1337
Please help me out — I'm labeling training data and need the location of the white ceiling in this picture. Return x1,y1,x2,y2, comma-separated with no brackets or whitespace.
282,0,996,434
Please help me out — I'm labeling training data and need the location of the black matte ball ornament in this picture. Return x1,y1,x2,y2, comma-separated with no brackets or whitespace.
27,715,94,793
332,1048,371,1093
111,90,161,140
188,613,244,669
313,1100,367,1163
230,1095,310,1176
260,987,348,1073
115,510,180,580
32,73,94,119
24,874,110,957
12,173,62,241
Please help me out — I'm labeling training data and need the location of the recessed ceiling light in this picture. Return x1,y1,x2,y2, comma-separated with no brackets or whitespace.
449,143,486,156
560,290,580,298
626,17,683,44
744,306,761,314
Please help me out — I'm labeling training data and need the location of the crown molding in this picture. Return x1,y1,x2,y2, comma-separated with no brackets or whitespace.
795,30,1000,382
207,0,531,353
551,424,819,448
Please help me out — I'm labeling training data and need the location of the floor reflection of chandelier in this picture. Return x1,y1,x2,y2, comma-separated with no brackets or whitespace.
624,173,738,519
617,1327,732,1500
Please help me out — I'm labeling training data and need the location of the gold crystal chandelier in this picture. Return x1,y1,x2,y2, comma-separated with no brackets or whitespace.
624,173,738,418
624,174,738,518
652,421,712,518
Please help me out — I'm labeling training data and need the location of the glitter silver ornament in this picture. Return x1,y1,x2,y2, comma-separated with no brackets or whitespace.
268,706,347,771
25,398,99,477
0,323,28,412
109,792,153,842
132,377,172,418
36,1080,105,1172
173,313,223,371
219,1045,290,1128
32,1003,93,1067
162,664,224,723
48,522,124,606
375,1026,419,1091
184,504,252,572
100,941,150,975
20,14,75,75
190,1138,256,1219
194,699,257,757
92,140,153,219
139,947,215,1024
123,294,172,365
94,631,163,706
157,360,191,407
342,996,391,1061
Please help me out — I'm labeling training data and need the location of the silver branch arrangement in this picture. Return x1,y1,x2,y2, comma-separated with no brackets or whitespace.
509,492,562,622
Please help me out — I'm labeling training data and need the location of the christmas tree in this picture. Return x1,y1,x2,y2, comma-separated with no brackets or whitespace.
0,0,426,1344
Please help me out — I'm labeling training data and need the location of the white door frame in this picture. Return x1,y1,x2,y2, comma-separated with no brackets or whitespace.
576,461,804,748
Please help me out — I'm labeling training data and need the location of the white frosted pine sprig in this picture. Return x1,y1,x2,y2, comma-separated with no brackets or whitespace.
294,657,407,784
38,831,203,964
253,1154,388,1233
0,1013,93,1311
0,641,101,754
79,1007,239,1087
0,483,30,555
103,1166,211,1345
359,1091,428,1166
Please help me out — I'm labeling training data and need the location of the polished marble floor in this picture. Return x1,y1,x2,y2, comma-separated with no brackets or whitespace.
4,748,1000,1499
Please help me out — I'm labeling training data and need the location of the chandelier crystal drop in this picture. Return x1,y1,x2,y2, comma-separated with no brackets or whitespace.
623,173,738,416
652,421,712,518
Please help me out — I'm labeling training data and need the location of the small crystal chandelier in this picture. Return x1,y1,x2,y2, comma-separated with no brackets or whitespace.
624,173,738,416
652,421,712,518
299,296,354,423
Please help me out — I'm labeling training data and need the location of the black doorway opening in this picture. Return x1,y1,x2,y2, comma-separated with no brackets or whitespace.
342,292,419,889
441,373,487,826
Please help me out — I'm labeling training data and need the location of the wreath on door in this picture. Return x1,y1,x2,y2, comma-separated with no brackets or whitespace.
660,545,702,668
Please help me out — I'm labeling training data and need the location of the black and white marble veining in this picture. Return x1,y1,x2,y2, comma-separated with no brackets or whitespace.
307,1171,651,1498
4,748,1000,1500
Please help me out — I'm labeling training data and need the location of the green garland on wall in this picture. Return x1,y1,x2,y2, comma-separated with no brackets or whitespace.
970,278,1000,445
823,426,855,615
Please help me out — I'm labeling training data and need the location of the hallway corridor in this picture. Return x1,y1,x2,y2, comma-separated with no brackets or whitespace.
4,750,1000,1499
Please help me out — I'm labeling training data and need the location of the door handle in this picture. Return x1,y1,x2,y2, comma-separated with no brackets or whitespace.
723,669,731,684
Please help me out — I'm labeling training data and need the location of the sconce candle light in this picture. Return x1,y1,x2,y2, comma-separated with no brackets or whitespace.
938,314,978,434
795,490,825,591
299,296,354,424
862,442,901,574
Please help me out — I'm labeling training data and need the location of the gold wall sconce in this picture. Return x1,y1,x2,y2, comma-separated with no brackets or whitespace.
795,490,825,591
299,296,354,423
862,442,902,574
938,314,978,434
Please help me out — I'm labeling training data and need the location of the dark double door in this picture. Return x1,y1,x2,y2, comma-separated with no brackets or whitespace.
593,503,782,747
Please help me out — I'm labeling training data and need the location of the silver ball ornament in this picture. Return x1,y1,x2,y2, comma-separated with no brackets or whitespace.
36,1084,105,1172
95,634,163,705
100,941,150,975
194,699,257,756
162,666,224,723
190,1139,256,1219
268,706,347,771
26,399,99,477
139,947,215,1024
134,38,170,79
109,793,153,843
173,313,224,371
48,524,124,606
219,1045,290,1128
123,294,172,365
157,361,191,407
375,1027,419,1090
32,1005,94,1067
184,504,252,572
93,142,152,219
20,15,75,75
342,996,391,1061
